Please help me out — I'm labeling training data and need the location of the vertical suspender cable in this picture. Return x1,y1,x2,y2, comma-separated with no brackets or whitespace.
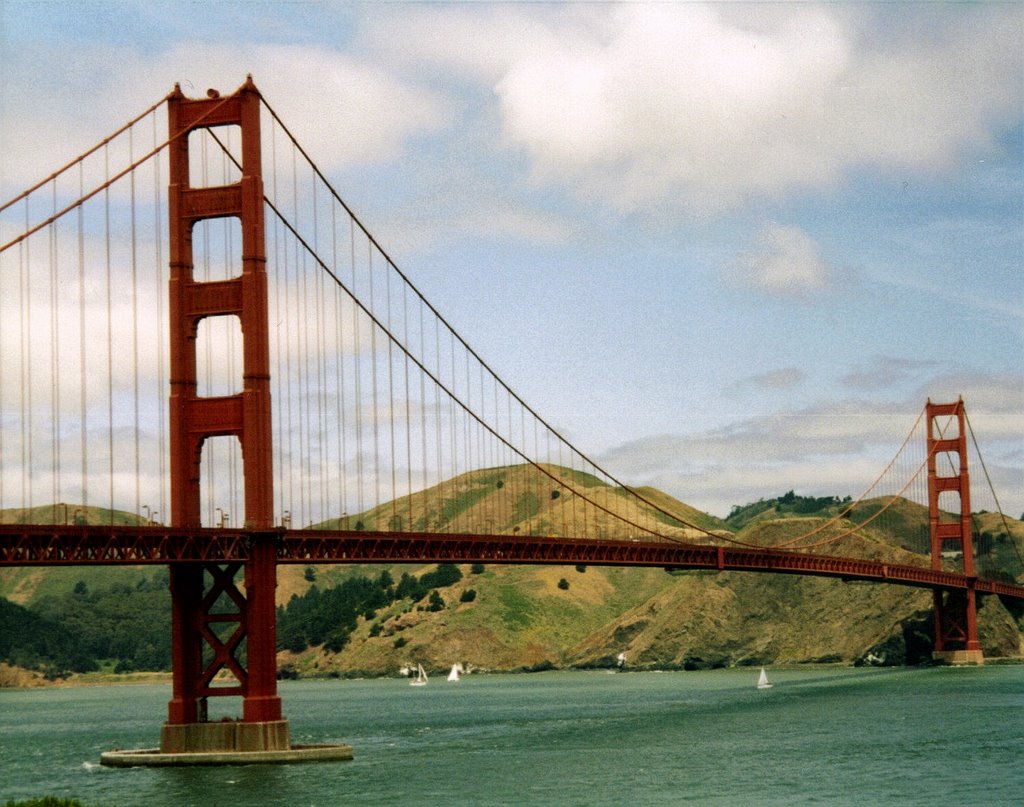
311,171,325,524
467,345,472,528
320,186,331,525
403,284,413,528
532,414,539,535
521,405,530,536
496,375,502,529
204,142,217,528
0,214,7,508
153,112,166,523
200,135,214,526
270,123,287,522
130,128,141,521
104,143,114,523
351,220,363,519
385,255,397,527
437,311,445,527
78,162,88,513
50,181,60,520
557,423,565,536
297,223,307,525
0,222,4,509
21,203,31,513
291,142,307,526
369,246,382,515
506,385,514,534
333,203,348,525
268,120,280,519
451,329,459,527
419,294,428,523
318,188,329,524
303,168,314,525
286,223,297,528
299,245,310,526
224,130,237,526
282,183,295,523
481,363,489,531
329,198,339,521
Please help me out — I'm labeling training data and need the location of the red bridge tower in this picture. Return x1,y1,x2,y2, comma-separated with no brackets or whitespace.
163,78,287,752
927,398,983,665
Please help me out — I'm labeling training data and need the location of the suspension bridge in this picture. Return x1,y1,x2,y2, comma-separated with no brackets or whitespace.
1,78,1022,764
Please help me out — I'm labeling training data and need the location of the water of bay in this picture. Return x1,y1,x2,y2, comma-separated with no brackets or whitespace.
2,666,1021,806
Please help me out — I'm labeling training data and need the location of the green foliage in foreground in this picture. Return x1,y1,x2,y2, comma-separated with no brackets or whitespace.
4,798,108,807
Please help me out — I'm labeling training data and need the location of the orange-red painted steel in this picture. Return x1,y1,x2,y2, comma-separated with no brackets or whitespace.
2,524,1021,602
926,399,982,654
166,78,280,726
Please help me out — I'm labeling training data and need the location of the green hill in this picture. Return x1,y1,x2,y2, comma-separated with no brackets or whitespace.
2,471,1023,681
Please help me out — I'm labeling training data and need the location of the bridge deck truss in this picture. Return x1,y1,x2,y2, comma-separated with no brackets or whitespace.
2,525,1021,602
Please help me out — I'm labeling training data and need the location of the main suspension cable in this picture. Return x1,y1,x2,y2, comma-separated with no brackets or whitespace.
256,93,717,541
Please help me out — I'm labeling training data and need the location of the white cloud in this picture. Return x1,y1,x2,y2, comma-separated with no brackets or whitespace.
731,222,831,299
727,366,806,398
354,4,576,85
915,373,1024,434
599,377,1024,517
483,4,1023,213
751,367,805,390
842,356,938,392
0,41,451,193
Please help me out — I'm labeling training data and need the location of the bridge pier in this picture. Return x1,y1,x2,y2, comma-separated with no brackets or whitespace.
160,718,292,754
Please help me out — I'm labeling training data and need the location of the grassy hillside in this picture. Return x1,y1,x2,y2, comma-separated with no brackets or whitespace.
282,487,1024,676
313,463,727,541
3,471,1023,680
0,505,158,606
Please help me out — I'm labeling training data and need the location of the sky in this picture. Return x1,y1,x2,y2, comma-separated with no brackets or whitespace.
1,1,1022,519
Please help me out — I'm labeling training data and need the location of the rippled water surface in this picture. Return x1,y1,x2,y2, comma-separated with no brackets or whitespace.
2,666,1022,806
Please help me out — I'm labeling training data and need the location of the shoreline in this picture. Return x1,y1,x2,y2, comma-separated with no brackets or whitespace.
5,656,1023,691
0,665,174,689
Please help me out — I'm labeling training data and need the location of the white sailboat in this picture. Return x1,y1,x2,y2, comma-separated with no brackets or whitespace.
410,663,428,687
616,652,627,668
756,667,773,689
447,663,463,682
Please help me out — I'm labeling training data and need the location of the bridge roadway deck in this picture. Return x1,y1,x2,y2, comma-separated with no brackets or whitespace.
2,524,1022,601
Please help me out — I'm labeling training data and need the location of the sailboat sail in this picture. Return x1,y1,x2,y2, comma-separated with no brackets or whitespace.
410,663,428,686
757,667,772,689
447,663,461,682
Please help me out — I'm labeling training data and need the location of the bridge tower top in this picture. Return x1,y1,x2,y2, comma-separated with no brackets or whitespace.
926,397,974,576
166,75,272,530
